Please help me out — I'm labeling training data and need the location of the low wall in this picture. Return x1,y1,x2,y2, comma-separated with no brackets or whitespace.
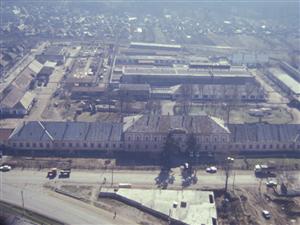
99,191,185,225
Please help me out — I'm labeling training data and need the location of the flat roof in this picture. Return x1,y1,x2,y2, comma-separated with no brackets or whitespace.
130,42,182,49
123,66,252,78
102,188,217,225
269,68,300,94
43,45,64,55
117,55,183,61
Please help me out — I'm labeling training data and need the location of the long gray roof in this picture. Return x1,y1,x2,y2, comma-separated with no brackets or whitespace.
125,115,229,134
228,123,300,143
9,121,122,142
0,86,25,109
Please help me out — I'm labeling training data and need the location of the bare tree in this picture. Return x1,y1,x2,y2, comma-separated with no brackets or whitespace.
180,84,192,115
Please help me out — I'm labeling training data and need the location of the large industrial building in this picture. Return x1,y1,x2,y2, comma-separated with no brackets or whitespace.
111,42,266,104
123,115,230,153
129,42,182,51
228,123,300,152
5,116,300,154
266,67,300,101
0,60,44,117
149,83,265,102
36,45,66,65
120,66,255,86
8,121,123,151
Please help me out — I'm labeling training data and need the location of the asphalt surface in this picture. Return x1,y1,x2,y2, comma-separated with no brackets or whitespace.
1,168,299,225
0,170,138,225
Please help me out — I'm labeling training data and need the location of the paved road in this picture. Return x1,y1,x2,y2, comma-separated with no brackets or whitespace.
1,168,299,224
0,170,137,225
1,169,261,188
4,168,300,191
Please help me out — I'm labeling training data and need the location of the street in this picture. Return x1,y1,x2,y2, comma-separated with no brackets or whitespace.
1,168,300,224
0,170,138,225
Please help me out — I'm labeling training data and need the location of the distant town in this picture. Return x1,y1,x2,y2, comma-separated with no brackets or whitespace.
0,1,299,225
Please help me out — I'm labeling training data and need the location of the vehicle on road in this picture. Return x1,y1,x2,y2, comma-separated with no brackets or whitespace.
118,183,132,188
58,169,71,178
47,168,57,179
254,164,276,177
0,165,11,172
206,166,217,173
262,210,271,219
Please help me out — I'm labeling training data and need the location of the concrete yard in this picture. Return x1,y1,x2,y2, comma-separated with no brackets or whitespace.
101,188,217,225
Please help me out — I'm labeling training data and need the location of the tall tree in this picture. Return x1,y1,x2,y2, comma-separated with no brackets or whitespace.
161,133,180,169
186,133,197,155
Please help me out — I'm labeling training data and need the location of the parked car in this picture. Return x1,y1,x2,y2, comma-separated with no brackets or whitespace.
58,169,71,178
266,179,278,187
206,166,217,173
47,168,57,179
0,165,11,172
262,210,271,219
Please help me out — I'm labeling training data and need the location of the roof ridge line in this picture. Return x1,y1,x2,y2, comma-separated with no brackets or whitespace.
38,121,54,141
85,122,92,141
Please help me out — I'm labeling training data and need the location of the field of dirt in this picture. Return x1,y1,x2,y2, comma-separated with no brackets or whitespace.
216,187,300,225
4,157,116,170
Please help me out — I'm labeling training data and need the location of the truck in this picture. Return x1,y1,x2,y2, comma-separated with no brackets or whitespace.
254,164,276,177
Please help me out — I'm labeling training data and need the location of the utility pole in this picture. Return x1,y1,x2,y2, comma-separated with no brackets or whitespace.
225,157,234,194
232,172,236,193
0,172,2,217
224,164,229,194
21,190,25,216
111,166,114,187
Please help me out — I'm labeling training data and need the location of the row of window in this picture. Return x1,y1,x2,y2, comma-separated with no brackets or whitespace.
11,142,300,151
230,143,300,150
125,144,218,150
191,94,262,100
12,142,122,149
127,136,160,142
127,135,228,143
127,144,159,149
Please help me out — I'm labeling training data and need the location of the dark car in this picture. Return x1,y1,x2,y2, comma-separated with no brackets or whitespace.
58,169,71,178
47,168,57,179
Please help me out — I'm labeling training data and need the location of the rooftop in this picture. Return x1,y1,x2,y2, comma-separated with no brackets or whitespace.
43,45,65,56
12,68,34,90
9,121,123,142
122,66,252,78
130,42,182,50
28,60,43,74
71,85,106,93
228,123,300,143
0,86,25,109
117,54,184,61
119,83,150,91
269,67,300,95
101,188,217,225
125,115,229,134
65,76,97,84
